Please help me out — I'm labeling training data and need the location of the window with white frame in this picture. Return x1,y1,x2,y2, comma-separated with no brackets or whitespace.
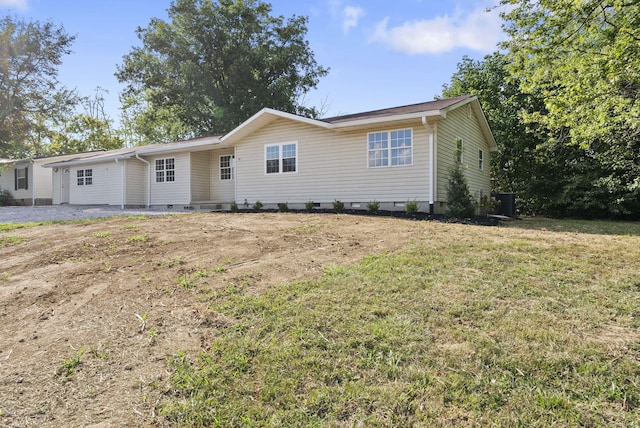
155,158,175,182
265,142,297,174
77,169,92,186
220,155,234,180
368,129,413,168
478,149,484,170
15,167,28,190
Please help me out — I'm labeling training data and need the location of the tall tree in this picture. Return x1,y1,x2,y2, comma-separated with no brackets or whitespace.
0,16,78,158
441,53,551,214
116,0,329,144
500,0,640,147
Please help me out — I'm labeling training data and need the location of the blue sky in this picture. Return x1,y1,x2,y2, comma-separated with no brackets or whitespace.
1,0,505,123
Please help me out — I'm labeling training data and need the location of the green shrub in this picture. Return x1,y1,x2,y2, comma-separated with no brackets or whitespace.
305,200,315,212
230,201,239,213
252,201,264,211
478,195,500,216
405,199,419,215
277,202,288,212
446,161,475,218
332,200,345,213
366,200,380,213
0,189,15,206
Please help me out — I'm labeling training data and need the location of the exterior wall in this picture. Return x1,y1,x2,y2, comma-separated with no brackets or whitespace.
234,118,431,209
52,168,62,204
190,151,211,202
147,152,191,206
125,159,148,206
0,164,17,198
2,162,33,204
436,105,492,211
210,149,236,203
69,162,121,205
32,159,53,204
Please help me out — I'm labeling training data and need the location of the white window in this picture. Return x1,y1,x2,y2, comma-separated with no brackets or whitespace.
368,129,412,168
77,169,92,186
15,167,28,190
456,138,464,163
478,149,484,170
220,155,234,180
265,142,297,174
155,158,175,183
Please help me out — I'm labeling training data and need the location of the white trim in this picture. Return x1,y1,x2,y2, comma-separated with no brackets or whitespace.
264,141,298,175
367,128,414,169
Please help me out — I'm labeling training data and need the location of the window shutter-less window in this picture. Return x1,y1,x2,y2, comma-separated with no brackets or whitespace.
14,168,17,191
25,166,28,190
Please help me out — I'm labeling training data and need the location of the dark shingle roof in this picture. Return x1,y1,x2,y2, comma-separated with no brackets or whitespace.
321,95,474,124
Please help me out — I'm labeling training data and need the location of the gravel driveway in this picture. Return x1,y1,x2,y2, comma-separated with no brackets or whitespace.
0,205,186,224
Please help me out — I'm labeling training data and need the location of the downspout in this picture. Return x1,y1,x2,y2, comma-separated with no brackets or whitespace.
135,153,151,208
115,158,125,209
422,116,435,214
30,159,35,207
233,146,237,206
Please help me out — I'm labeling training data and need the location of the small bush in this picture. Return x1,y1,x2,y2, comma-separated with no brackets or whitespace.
0,189,15,206
405,200,419,215
446,161,475,218
305,200,315,212
478,195,500,216
366,200,380,213
230,201,238,213
277,202,288,212
333,200,345,213
252,201,264,211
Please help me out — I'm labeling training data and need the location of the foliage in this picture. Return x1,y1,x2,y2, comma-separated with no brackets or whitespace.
116,0,329,144
366,200,380,213
305,200,314,212
158,221,640,426
252,200,263,211
48,114,124,155
230,201,239,213
0,188,15,206
500,0,640,147
332,199,345,213
0,16,79,158
446,152,476,217
441,53,549,214
277,202,288,212
405,199,419,215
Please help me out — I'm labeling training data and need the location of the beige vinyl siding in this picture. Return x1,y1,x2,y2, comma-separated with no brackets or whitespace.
0,165,16,196
69,163,121,205
32,159,52,202
190,151,211,202
235,119,431,205
125,159,147,206
211,149,235,202
436,105,492,204
148,153,191,206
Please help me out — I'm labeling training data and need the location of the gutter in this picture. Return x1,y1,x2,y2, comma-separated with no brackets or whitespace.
422,116,436,214
135,153,151,208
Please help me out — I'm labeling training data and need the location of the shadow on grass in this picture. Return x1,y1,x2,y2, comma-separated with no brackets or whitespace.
504,217,640,236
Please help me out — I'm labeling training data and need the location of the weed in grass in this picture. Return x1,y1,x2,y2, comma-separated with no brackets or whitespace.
94,231,110,238
0,272,8,281
121,223,139,230
135,313,148,333
177,275,194,289
127,234,148,242
213,263,226,273
161,257,185,268
56,346,86,381
0,236,24,246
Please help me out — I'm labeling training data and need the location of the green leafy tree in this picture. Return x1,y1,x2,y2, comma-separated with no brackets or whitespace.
48,115,124,155
441,53,551,213
116,0,329,144
0,16,78,158
500,0,640,147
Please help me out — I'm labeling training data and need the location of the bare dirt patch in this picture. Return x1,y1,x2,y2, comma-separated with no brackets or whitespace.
0,212,428,427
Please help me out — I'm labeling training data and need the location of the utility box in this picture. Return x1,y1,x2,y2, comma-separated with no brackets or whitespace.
491,192,516,217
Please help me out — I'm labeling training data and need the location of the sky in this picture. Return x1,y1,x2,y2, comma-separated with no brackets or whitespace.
1,0,506,123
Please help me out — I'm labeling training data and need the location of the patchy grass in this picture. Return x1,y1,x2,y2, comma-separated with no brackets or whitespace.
157,220,640,427
0,236,24,246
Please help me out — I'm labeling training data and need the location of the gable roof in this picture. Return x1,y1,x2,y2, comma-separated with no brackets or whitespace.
220,95,497,151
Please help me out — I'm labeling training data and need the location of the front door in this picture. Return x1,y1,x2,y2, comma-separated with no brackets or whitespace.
61,168,70,204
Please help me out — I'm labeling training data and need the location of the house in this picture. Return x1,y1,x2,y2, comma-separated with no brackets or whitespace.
0,153,103,206
44,95,497,214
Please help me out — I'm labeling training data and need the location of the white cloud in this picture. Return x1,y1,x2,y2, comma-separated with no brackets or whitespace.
0,0,28,10
342,6,364,34
369,6,503,55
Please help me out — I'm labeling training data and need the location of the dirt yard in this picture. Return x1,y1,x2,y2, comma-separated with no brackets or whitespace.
0,212,431,427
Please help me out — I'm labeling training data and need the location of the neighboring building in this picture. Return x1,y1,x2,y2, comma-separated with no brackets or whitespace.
43,95,497,214
0,153,103,206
